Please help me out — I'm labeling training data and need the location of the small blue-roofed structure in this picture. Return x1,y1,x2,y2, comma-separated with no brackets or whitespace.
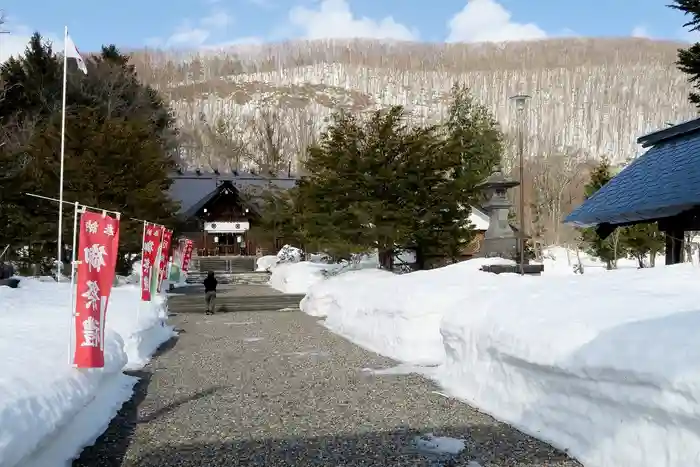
565,117,700,265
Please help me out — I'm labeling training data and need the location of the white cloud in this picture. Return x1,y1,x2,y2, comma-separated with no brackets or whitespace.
0,21,59,63
631,25,651,38
167,27,211,46
201,10,232,29
289,0,417,41
159,9,233,48
446,0,546,43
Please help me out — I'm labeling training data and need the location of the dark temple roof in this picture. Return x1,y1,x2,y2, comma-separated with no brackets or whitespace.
170,171,297,218
565,117,700,228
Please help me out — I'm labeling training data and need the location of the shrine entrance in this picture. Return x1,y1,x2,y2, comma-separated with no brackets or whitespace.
211,232,249,256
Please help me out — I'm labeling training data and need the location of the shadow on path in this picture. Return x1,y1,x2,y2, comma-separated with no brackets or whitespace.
137,385,230,424
72,335,181,467
72,370,153,467
126,422,575,467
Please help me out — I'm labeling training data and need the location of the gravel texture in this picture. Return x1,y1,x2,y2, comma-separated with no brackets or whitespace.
75,296,582,467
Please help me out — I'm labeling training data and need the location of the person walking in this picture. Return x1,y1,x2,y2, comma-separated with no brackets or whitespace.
203,271,218,315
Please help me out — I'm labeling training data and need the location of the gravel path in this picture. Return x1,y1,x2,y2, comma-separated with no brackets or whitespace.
75,304,582,466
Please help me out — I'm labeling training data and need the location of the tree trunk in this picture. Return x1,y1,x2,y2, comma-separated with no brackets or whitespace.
378,249,394,271
415,247,426,271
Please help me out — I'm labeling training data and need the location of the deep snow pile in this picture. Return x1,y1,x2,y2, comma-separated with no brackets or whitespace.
300,252,700,467
541,245,666,275
0,277,175,467
265,247,380,295
301,257,511,365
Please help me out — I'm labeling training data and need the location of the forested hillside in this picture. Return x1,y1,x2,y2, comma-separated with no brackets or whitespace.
127,37,696,173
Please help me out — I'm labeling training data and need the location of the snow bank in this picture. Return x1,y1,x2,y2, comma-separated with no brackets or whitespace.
0,278,175,467
302,253,700,467
301,257,511,365
268,249,381,295
541,245,665,275
269,261,332,294
255,255,278,272
437,264,700,467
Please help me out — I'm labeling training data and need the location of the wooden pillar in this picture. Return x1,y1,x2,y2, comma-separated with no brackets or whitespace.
665,227,684,265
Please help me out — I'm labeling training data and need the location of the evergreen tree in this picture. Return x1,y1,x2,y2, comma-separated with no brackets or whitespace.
0,34,180,274
670,0,700,107
407,83,503,268
619,223,665,267
580,159,665,269
257,85,504,269
580,158,620,269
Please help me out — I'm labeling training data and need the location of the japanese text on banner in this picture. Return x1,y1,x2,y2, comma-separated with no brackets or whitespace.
157,229,173,293
74,211,120,369
181,239,194,273
141,223,162,302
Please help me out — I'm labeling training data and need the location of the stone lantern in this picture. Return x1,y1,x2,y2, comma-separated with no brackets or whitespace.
476,166,545,275
477,167,520,260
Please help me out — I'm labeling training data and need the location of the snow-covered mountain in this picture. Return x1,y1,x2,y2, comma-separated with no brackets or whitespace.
128,37,697,170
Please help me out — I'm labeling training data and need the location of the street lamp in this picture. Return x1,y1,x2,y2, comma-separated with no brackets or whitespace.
510,94,530,275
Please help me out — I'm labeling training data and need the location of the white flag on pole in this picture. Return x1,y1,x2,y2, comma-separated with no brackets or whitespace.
65,34,87,75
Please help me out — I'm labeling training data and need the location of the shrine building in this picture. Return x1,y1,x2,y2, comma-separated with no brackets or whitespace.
566,117,700,265
169,169,297,257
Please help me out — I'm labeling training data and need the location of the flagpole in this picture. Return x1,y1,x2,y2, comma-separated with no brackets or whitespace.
57,25,68,282
137,221,146,323
69,202,80,366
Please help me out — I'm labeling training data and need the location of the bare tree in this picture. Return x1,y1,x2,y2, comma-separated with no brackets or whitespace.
288,108,319,174
527,146,592,245
204,115,249,172
247,107,291,175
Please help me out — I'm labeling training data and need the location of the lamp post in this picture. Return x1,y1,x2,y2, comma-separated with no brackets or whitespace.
510,94,530,275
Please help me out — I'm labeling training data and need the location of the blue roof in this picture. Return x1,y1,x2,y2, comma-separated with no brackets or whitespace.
565,128,700,227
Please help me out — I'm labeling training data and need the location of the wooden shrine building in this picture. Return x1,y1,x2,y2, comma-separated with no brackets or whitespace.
565,117,700,265
170,170,297,256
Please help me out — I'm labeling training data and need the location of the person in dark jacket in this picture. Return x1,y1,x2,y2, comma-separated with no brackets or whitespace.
203,271,218,315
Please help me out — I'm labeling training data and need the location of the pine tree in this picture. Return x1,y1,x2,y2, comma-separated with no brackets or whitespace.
619,223,665,267
0,34,180,274
417,83,503,265
258,85,503,269
580,158,620,269
670,0,700,106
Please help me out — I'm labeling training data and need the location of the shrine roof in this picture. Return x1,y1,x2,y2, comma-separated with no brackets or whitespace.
565,117,700,228
170,171,297,218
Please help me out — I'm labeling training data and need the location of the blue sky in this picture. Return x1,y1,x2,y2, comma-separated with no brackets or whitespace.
0,0,696,59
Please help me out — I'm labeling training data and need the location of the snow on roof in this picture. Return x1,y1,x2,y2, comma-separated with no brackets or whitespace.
469,207,490,231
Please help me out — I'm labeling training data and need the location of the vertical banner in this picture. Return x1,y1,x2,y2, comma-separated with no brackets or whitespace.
73,210,120,369
140,223,162,302
181,239,194,273
157,229,172,292
149,226,165,298
168,238,185,282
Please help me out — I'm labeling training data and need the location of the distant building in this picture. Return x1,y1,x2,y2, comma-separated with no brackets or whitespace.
169,170,296,256
169,169,517,259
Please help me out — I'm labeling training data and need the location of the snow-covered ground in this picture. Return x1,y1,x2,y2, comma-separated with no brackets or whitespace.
294,247,700,467
0,276,175,467
258,245,380,294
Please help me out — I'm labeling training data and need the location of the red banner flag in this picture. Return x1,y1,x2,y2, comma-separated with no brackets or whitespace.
157,229,172,293
181,239,194,273
73,210,120,369
141,223,163,302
